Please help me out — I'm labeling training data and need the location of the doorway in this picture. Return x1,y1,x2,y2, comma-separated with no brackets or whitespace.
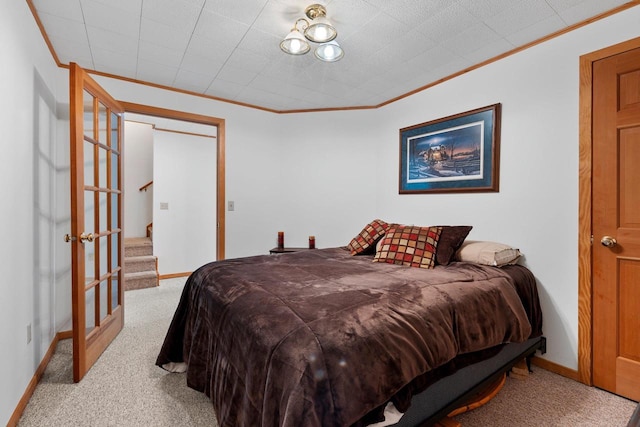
120,102,226,262
578,36,640,400
123,114,218,276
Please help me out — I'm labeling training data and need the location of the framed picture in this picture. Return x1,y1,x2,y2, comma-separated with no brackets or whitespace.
399,103,501,194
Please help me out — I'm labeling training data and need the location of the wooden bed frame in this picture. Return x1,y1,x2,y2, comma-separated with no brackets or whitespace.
394,336,546,426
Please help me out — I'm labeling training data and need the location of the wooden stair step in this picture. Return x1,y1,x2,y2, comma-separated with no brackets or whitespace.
124,237,153,257
124,255,157,274
124,270,158,291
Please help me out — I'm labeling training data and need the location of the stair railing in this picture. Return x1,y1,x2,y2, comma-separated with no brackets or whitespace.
139,181,153,192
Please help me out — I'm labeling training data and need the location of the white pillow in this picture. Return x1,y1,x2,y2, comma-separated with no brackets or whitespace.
455,240,522,266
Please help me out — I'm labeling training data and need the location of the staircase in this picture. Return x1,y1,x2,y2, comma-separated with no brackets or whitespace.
124,237,159,291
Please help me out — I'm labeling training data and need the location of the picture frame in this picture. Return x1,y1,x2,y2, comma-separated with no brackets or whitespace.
399,103,501,194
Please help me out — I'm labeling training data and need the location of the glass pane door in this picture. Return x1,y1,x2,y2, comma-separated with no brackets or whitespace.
69,63,124,382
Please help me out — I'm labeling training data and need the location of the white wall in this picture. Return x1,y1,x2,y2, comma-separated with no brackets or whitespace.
153,130,217,274
272,109,380,249
4,2,640,424
123,121,154,238
0,2,65,424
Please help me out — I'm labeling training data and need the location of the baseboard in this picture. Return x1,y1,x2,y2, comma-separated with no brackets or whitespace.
531,355,580,382
159,272,192,280
7,331,70,426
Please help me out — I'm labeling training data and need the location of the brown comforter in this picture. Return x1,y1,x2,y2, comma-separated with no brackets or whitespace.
156,247,534,427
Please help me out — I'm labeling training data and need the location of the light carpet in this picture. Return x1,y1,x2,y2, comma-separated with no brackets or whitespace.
18,278,637,426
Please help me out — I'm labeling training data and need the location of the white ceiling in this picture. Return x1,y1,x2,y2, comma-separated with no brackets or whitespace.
30,0,633,112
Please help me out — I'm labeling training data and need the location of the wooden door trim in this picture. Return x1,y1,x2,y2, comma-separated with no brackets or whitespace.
69,63,86,380
578,35,640,386
119,101,226,260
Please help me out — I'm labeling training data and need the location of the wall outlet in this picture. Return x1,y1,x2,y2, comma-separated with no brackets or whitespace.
228,201,235,211
160,202,169,210
27,324,32,344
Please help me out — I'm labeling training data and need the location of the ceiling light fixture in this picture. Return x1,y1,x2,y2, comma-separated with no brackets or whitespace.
280,3,344,62
303,4,336,43
279,19,311,55
315,40,343,62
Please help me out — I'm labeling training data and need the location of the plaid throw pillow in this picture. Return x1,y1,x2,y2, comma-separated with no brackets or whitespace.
373,225,442,269
348,219,391,255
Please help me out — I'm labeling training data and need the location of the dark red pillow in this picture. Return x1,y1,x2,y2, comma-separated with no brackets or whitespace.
435,226,473,265
348,219,391,255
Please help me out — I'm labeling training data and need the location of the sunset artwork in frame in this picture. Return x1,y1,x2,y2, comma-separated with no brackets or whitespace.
399,103,501,194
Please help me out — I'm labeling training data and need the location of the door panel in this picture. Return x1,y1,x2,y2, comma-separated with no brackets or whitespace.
69,63,124,382
619,260,640,359
620,128,640,226
592,47,640,402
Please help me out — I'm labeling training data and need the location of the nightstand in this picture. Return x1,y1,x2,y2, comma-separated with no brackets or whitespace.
269,247,315,254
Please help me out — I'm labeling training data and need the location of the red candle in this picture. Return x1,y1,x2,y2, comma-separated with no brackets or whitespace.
277,231,284,249
308,235,315,249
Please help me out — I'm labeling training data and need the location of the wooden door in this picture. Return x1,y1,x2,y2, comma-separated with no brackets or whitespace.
592,47,640,401
68,63,125,382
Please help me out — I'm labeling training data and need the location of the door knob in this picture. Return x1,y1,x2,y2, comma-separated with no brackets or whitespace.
80,233,94,243
65,233,94,243
600,236,617,247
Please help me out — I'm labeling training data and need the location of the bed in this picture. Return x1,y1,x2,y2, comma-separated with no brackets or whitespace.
156,223,543,427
